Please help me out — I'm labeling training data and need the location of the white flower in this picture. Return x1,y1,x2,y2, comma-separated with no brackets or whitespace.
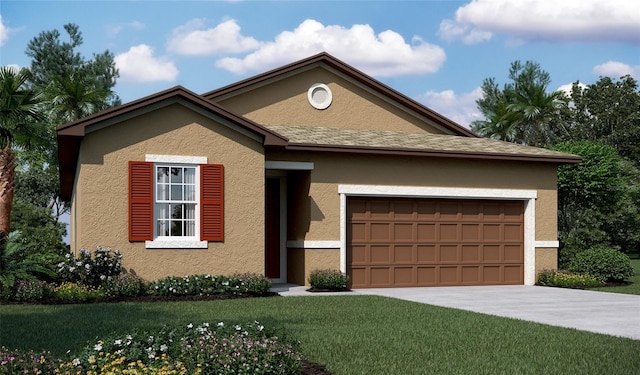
69,267,75,272
160,344,168,352
148,352,155,359
187,323,193,329
203,323,209,327
217,322,224,327
72,358,81,366
94,343,103,351
114,339,122,346
100,275,107,281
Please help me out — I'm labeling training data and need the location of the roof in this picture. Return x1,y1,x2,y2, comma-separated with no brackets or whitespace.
57,86,288,201
203,52,478,138
263,124,583,164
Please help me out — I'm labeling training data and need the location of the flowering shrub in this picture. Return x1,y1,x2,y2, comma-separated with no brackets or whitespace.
308,269,349,291
0,346,63,374
12,279,51,302
62,321,302,374
103,273,148,297
57,246,123,288
52,282,107,302
148,274,271,296
536,269,605,288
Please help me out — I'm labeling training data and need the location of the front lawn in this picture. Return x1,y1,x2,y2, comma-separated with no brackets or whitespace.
1,296,639,374
590,259,640,295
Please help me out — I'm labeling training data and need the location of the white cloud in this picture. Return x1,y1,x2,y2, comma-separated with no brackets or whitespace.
0,15,9,46
417,87,483,128
593,61,640,79
106,21,145,38
167,19,261,55
115,44,179,83
215,19,446,77
439,0,640,44
557,82,587,96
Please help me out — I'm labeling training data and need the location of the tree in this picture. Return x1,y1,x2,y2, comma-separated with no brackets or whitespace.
566,75,640,166
471,61,568,147
0,67,45,240
554,141,640,266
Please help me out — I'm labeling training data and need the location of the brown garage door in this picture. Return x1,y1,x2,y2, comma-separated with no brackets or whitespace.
348,197,524,288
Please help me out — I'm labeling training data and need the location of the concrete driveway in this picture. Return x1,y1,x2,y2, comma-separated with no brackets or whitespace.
275,284,640,340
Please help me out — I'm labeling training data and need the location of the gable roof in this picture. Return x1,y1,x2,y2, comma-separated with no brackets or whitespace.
57,86,288,201
263,124,582,163
203,52,478,138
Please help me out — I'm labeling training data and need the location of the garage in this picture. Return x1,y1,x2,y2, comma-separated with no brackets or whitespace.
347,197,524,288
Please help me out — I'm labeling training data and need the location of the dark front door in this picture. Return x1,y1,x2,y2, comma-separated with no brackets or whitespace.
265,178,280,278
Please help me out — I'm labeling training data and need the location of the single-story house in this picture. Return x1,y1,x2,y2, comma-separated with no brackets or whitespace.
57,52,581,288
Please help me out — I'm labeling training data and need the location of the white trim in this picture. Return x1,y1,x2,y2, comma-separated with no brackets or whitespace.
146,154,207,164
339,184,539,286
287,240,341,249
535,240,559,248
265,161,315,170
338,185,537,200
145,239,208,249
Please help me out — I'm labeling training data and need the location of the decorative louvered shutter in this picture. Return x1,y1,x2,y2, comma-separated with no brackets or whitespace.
200,164,224,241
129,161,154,241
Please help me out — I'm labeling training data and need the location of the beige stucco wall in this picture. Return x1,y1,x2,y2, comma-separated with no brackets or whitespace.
535,248,558,277
276,151,559,278
216,67,448,134
71,104,266,281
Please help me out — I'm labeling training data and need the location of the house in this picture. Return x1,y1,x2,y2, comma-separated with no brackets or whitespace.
57,53,581,288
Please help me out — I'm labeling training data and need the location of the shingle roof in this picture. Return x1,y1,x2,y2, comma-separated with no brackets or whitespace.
263,124,581,163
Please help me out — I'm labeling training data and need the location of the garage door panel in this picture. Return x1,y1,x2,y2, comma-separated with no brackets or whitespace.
348,197,524,288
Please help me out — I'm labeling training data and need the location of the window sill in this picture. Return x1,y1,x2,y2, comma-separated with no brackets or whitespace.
145,239,208,249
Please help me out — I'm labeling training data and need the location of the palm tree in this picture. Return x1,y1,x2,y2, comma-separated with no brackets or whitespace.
470,101,520,142
0,67,44,240
43,72,112,123
507,82,568,147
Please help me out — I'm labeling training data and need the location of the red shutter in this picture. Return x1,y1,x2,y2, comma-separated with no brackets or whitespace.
129,161,154,241
201,164,224,241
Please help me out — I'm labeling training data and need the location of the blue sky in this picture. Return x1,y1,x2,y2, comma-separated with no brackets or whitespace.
1,0,639,127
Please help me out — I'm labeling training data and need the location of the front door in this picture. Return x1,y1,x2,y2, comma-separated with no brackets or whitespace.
265,178,281,279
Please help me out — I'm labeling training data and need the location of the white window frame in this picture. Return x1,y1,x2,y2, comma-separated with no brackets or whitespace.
145,155,208,249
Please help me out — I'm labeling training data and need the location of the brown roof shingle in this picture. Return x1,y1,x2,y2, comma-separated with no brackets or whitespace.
263,124,582,163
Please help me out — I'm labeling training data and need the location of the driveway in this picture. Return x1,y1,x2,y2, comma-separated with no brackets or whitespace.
274,284,640,340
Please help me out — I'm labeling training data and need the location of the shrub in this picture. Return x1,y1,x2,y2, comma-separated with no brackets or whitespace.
234,272,272,294
308,269,350,291
536,269,605,288
62,321,302,374
52,282,107,302
11,279,51,301
567,246,634,283
103,272,148,297
148,274,271,296
57,246,123,288
0,346,64,375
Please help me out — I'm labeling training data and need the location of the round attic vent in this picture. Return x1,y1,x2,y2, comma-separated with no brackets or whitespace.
307,83,332,110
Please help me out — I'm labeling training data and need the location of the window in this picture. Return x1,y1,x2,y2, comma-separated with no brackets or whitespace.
129,156,224,248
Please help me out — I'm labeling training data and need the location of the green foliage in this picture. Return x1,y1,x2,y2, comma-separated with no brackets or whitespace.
102,272,148,297
567,246,634,283
57,246,123,288
52,282,106,302
471,61,568,147
148,273,271,296
566,75,640,166
554,141,640,265
61,321,302,374
308,269,350,291
536,269,604,288
11,279,52,301
0,231,56,298
0,346,63,374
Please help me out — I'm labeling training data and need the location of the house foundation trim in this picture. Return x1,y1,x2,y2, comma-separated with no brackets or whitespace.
286,240,341,249
338,184,540,285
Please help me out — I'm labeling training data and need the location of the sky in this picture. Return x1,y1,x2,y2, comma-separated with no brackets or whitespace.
1,0,639,128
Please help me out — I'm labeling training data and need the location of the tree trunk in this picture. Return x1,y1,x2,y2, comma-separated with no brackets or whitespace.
0,146,15,239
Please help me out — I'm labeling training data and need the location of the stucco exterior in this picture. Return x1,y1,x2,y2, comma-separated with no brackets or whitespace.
71,104,266,280
60,53,578,285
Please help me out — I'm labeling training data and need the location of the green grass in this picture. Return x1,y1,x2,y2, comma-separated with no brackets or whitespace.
2,296,639,374
589,259,640,295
